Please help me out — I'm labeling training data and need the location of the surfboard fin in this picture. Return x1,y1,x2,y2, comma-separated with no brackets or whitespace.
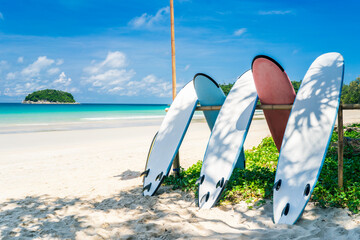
281,203,290,216
304,184,310,196
155,172,163,181
216,177,224,188
140,169,150,178
196,175,205,185
273,179,282,191
200,192,210,204
143,183,152,192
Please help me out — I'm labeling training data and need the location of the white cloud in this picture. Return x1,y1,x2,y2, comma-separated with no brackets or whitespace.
21,56,55,77
0,60,8,73
56,59,64,65
234,28,247,36
184,64,190,71
82,52,171,97
83,51,136,94
126,74,172,97
47,67,60,75
2,56,78,97
0,12,3,20
87,69,135,88
6,72,16,80
258,10,292,15
17,57,24,63
84,51,127,75
3,80,46,97
53,72,71,86
129,7,170,29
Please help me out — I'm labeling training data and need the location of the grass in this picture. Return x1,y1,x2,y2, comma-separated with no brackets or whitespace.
164,124,360,213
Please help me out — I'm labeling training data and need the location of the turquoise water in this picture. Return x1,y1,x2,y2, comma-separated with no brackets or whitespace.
0,103,169,125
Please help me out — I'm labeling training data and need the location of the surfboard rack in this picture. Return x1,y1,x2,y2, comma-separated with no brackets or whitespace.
165,103,359,188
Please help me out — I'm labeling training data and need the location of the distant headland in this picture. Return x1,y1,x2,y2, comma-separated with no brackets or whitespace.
22,89,79,104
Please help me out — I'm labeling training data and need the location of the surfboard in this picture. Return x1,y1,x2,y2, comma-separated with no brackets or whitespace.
198,70,258,209
193,73,246,169
142,131,158,183
252,55,296,151
142,81,198,196
273,52,344,224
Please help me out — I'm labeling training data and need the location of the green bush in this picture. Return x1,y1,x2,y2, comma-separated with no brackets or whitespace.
164,125,360,213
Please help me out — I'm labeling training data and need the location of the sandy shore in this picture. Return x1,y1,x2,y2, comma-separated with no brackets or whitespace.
0,110,359,239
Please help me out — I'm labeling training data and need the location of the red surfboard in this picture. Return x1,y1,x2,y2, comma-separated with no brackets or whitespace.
252,55,296,151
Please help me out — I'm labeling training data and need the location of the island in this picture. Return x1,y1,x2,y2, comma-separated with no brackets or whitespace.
22,89,78,104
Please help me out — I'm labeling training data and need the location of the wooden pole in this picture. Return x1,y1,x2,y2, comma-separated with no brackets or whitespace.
337,104,344,189
170,0,180,177
170,0,177,100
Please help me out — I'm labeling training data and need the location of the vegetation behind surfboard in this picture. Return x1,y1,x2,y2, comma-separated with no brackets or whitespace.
220,77,360,104
164,124,360,213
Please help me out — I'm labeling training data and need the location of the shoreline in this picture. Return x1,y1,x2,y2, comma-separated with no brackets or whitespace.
0,109,358,135
22,100,80,104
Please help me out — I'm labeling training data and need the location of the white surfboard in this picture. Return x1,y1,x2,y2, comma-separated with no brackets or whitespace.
142,81,198,196
273,52,344,224
193,73,246,169
198,70,258,209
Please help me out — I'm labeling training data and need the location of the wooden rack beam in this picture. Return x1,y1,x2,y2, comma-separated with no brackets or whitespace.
195,104,360,111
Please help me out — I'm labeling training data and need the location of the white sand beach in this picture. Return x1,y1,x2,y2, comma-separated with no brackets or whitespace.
0,111,359,239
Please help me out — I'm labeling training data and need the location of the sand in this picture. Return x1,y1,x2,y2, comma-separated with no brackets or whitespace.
0,110,359,239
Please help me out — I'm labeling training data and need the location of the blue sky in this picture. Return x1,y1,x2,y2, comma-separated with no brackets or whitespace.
0,0,359,104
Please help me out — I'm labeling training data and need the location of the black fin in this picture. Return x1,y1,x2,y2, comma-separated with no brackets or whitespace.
216,177,224,188
304,184,311,196
200,192,210,205
143,183,151,192
151,175,166,196
213,180,229,208
155,172,163,181
273,179,282,191
195,175,205,185
140,169,150,178
281,203,290,216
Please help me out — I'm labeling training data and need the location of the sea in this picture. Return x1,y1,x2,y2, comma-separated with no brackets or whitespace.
0,103,207,134
0,103,262,134
0,103,171,124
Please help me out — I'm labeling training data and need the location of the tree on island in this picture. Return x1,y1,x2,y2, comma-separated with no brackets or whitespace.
24,89,76,103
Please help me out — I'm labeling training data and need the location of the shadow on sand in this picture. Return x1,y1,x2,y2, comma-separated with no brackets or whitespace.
1,185,359,239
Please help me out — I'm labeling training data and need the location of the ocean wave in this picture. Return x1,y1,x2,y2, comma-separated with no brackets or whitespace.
13,123,51,126
81,115,166,121
82,114,204,121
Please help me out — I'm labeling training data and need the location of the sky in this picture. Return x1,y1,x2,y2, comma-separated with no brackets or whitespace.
0,0,359,104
